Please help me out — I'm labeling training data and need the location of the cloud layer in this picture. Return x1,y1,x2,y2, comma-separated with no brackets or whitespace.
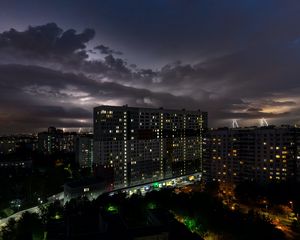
0,1,300,133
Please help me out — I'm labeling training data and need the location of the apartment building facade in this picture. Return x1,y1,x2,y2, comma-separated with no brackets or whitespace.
203,126,300,185
93,105,207,189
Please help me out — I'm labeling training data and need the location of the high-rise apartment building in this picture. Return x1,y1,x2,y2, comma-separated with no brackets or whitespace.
93,105,207,189
203,126,300,185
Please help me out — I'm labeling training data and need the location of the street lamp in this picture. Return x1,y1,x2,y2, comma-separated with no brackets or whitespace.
263,200,268,211
289,201,293,210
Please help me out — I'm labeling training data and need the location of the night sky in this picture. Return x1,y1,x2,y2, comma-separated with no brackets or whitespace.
1,0,300,133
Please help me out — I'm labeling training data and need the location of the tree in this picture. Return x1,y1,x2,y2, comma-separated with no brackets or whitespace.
16,212,44,240
1,218,17,240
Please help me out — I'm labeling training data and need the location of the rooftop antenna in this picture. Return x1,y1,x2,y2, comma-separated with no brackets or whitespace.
260,118,268,127
232,119,239,128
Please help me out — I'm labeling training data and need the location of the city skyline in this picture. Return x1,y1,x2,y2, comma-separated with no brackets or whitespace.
1,1,300,133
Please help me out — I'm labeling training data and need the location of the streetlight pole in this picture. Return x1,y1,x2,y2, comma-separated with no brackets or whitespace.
289,201,293,211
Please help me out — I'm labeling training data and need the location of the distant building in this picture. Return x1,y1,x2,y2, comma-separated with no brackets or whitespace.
75,134,94,168
0,160,32,169
38,127,77,154
0,135,36,172
203,125,300,185
0,137,17,155
62,132,77,153
0,135,37,155
93,105,207,190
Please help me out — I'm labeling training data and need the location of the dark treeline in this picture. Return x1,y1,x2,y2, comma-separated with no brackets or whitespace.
1,186,286,240
235,181,300,212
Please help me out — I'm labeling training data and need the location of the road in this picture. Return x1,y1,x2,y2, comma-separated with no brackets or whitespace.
0,191,64,231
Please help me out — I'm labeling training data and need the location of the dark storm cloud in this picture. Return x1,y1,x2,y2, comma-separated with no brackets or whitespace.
0,23,94,62
104,55,130,74
0,23,136,82
0,0,300,132
95,45,122,55
0,20,299,131
0,19,299,132
0,64,203,132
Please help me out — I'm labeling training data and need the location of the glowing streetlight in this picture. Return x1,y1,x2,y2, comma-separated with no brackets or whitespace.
289,201,293,210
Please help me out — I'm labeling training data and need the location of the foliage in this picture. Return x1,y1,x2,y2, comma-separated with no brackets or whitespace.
1,212,44,240
1,183,288,240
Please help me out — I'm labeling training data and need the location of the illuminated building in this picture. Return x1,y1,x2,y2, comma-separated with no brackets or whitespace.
93,105,207,189
0,135,37,155
38,127,77,154
203,125,300,184
75,134,94,169
0,135,36,171
0,160,32,169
